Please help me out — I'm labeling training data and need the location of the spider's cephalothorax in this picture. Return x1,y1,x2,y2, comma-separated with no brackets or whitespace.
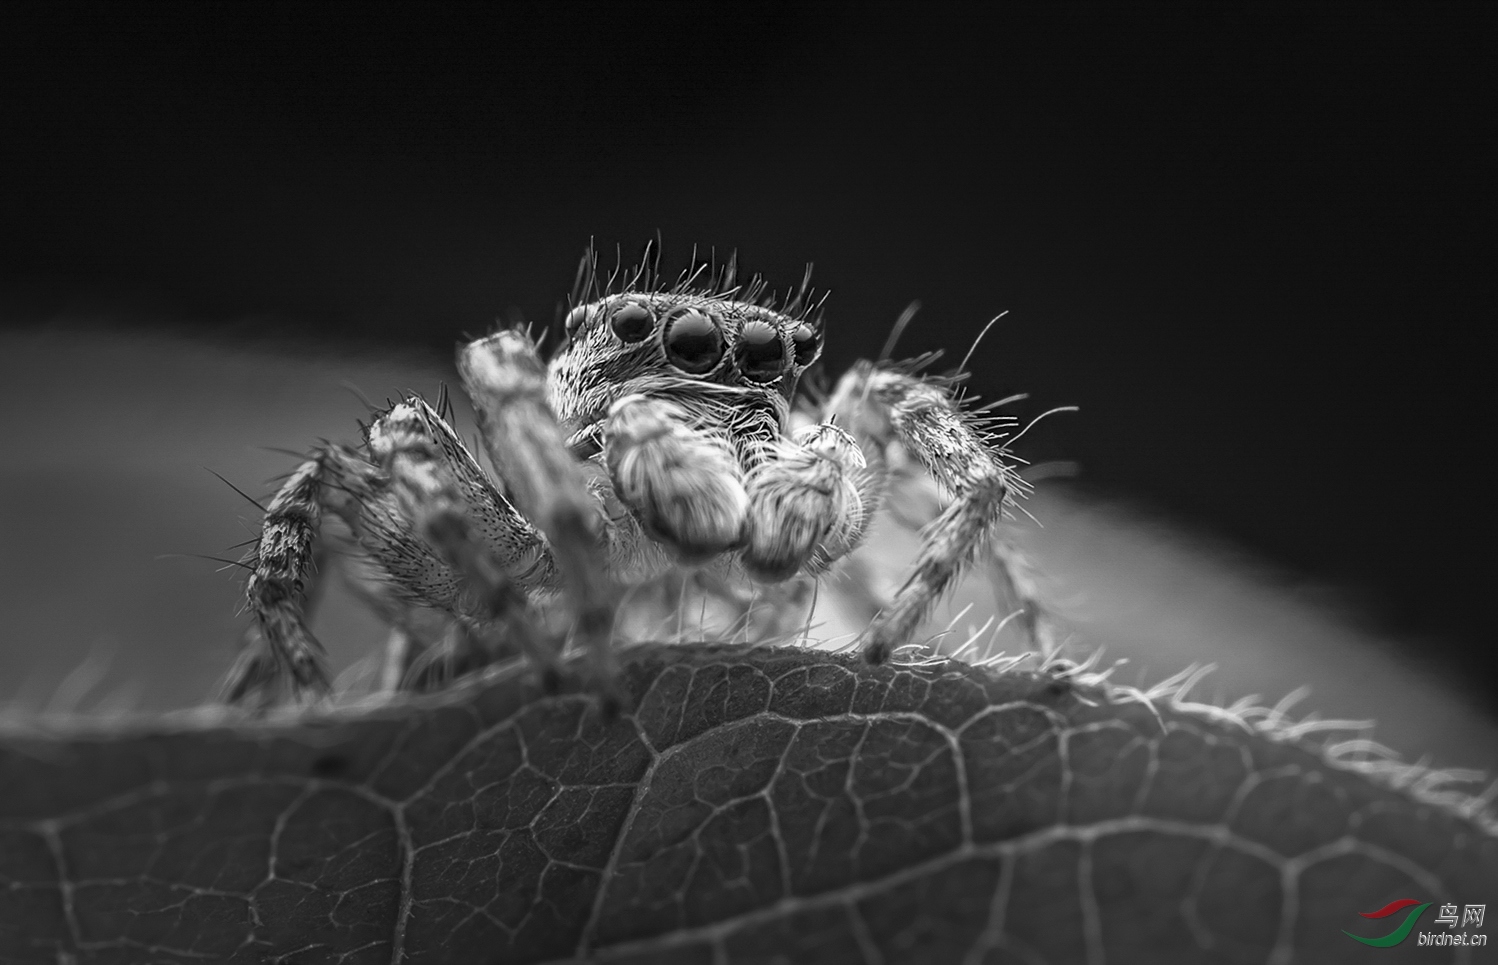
550,290,823,471
222,245,1037,709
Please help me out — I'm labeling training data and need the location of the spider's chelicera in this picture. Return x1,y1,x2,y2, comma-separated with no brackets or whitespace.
224,244,1037,709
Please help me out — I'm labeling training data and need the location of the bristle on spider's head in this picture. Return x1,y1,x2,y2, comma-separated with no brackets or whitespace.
568,239,829,329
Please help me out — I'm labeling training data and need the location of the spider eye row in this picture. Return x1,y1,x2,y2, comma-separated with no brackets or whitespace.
592,299,820,382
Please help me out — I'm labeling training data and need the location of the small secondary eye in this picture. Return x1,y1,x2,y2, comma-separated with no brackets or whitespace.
564,305,589,338
738,319,784,382
792,323,821,366
609,302,655,343
663,309,724,374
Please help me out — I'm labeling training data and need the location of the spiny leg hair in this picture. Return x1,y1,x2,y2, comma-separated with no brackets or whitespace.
827,361,1033,663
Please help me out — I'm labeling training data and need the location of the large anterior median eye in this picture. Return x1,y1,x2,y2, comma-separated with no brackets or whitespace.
792,322,821,366
738,319,784,382
609,302,655,343
663,309,724,374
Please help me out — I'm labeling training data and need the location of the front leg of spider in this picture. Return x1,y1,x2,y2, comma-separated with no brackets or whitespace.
371,406,560,691
828,362,1027,664
224,388,566,708
458,330,625,710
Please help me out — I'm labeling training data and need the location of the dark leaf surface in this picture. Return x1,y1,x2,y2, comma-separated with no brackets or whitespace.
1,644,1494,964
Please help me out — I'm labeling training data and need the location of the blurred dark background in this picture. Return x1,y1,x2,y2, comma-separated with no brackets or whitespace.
2,2,1494,706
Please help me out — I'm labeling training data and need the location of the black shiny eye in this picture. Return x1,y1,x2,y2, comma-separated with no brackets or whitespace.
609,302,655,343
792,322,821,366
738,319,784,382
663,309,724,374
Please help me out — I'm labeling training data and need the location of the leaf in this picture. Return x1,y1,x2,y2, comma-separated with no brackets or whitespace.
1,644,1494,964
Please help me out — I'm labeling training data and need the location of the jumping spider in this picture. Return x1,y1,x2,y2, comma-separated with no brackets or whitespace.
223,245,1041,708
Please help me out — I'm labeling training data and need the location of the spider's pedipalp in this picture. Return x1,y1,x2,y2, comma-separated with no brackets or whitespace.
827,362,1031,664
459,330,621,704
603,394,748,563
741,422,875,581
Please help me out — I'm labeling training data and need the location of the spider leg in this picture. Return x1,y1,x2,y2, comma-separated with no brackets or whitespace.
458,331,621,705
223,453,335,708
376,396,557,574
224,390,564,707
826,361,1031,663
226,442,422,708
372,405,560,690
602,395,749,563
741,422,879,581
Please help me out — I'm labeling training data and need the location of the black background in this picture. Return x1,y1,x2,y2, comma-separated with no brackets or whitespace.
3,2,1494,705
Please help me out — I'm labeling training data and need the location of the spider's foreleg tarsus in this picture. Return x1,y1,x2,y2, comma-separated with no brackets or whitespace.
224,454,333,708
742,423,874,581
459,331,622,708
603,395,749,564
828,363,1028,664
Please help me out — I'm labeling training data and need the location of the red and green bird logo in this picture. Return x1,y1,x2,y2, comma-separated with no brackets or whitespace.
1344,899,1432,947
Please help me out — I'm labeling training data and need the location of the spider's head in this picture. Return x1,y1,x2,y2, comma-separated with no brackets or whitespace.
548,287,825,458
